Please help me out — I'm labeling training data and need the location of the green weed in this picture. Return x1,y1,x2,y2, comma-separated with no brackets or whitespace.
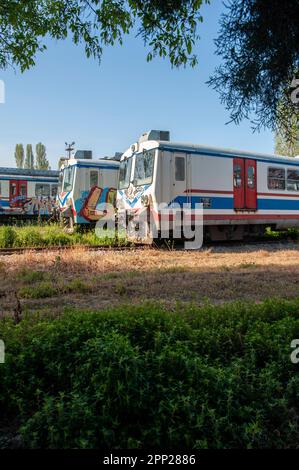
18,282,58,299
0,298,298,448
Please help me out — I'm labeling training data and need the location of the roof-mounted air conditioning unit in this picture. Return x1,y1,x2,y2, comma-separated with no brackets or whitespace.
75,150,92,160
139,130,170,143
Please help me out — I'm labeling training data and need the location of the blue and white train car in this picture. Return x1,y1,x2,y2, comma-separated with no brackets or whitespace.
0,167,59,220
117,130,299,242
58,156,120,227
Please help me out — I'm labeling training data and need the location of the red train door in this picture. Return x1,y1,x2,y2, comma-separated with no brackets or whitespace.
245,159,257,210
233,158,257,210
233,158,245,209
9,180,27,207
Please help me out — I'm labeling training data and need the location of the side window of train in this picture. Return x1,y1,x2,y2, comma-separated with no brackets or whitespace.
268,167,285,190
51,185,58,197
287,169,299,191
90,171,99,187
247,165,256,189
233,164,242,188
175,156,185,181
35,184,50,197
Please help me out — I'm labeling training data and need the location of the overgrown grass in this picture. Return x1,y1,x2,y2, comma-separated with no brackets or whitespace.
0,299,298,449
18,282,58,299
18,278,93,299
0,224,127,249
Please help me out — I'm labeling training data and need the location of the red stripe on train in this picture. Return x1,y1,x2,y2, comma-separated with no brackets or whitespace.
185,189,299,199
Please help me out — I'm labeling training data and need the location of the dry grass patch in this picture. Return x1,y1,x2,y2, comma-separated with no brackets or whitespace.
0,242,299,315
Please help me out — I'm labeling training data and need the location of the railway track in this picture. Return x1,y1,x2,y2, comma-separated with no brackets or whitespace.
0,237,297,256
0,244,151,256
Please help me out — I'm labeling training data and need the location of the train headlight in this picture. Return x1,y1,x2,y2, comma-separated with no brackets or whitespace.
141,194,149,207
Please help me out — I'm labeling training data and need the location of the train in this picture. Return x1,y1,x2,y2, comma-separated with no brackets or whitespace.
58,153,120,228
5,130,299,245
0,167,59,221
116,130,299,242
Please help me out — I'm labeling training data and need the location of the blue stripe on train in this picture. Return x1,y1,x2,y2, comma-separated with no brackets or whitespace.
172,196,233,209
0,177,58,183
172,195,299,211
258,199,299,210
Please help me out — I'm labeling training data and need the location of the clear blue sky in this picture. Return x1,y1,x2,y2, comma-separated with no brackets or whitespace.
0,1,274,169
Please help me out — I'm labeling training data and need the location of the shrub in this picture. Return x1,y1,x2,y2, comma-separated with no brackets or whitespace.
0,226,17,248
0,224,127,248
18,282,58,299
63,279,92,294
17,269,48,283
17,228,44,247
0,299,298,449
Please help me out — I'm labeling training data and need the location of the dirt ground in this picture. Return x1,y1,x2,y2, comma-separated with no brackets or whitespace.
1,242,299,316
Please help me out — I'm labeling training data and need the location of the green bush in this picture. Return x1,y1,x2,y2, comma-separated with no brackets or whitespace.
0,226,17,248
16,269,49,284
0,224,127,248
0,299,298,449
18,282,59,299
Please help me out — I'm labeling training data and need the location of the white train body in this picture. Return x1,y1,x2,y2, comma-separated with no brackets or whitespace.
0,167,59,218
58,158,120,224
117,131,299,241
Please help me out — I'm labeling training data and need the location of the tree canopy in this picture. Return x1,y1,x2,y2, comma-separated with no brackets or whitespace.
0,0,208,71
36,142,50,170
1,0,298,133
208,0,299,134
14,143,24,168
275,108,299,157
24,144,34,169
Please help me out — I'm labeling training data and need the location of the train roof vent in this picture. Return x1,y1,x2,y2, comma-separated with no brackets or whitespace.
139,130,170,143
114,152,123,161
101,152,123,161
75,150,92,160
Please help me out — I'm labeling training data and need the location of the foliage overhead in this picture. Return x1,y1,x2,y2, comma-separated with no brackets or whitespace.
0,0,209,71
275,111,299,157
208,0,299,133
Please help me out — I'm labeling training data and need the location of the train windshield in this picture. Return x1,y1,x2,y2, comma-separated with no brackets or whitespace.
58,171,63,193
119,157,133,190
134,150,155,186
63,166,75,192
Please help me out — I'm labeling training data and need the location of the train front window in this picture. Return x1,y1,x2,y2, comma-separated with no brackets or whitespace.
134,150,155,186
119,158,133,190
63,166,75,192
58,171,63,193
